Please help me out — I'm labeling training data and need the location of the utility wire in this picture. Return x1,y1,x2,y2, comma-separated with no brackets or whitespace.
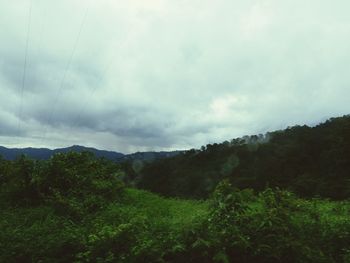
40,1,91,143
70,17,139,136
71,56,114,129
35,1,48,61
17,0,33,141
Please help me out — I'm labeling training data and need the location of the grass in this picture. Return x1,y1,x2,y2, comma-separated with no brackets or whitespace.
120,188,209,224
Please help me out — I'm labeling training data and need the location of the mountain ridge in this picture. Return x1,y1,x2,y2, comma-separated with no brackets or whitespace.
0,145,183,162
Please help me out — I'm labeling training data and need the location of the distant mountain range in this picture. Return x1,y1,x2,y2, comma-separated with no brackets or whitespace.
0,145,183,162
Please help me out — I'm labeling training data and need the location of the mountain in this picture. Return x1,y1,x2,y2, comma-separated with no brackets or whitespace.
0,146,53,161
0,145,124,161
136,115,350,200
0,145,183,162
53,145,125,160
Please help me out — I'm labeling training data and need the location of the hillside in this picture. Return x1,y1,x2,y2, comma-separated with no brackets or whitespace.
0,151,349,262
137,115,350,200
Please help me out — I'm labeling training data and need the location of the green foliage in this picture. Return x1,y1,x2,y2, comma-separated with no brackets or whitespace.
1,151,350,262
0,207,83,263
195,182,350,263
0,151,124,217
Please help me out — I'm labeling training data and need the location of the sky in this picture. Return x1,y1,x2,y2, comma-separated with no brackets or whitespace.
1,0,350,153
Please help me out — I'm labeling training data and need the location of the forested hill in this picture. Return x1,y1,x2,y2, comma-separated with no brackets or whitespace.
137,115,350,200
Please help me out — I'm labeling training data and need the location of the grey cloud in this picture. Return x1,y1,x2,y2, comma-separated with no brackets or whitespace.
0,111,21,136
0,0,350,152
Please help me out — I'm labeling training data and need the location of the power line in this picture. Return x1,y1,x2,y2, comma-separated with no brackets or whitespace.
35,1,48,61
17,0,33,141
71,56,114,129
70,16,140,135
40,0,92,143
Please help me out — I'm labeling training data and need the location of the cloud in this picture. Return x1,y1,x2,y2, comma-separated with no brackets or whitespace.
0,0,350,153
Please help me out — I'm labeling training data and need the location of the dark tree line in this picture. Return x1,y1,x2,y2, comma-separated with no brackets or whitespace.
136,115,350,199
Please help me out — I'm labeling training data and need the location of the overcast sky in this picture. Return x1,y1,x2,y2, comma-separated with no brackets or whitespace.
1,0,350,153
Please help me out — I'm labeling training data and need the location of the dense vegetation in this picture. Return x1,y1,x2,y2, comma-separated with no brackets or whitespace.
1,115,350,262
137,115,350,199
0,153,349,262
